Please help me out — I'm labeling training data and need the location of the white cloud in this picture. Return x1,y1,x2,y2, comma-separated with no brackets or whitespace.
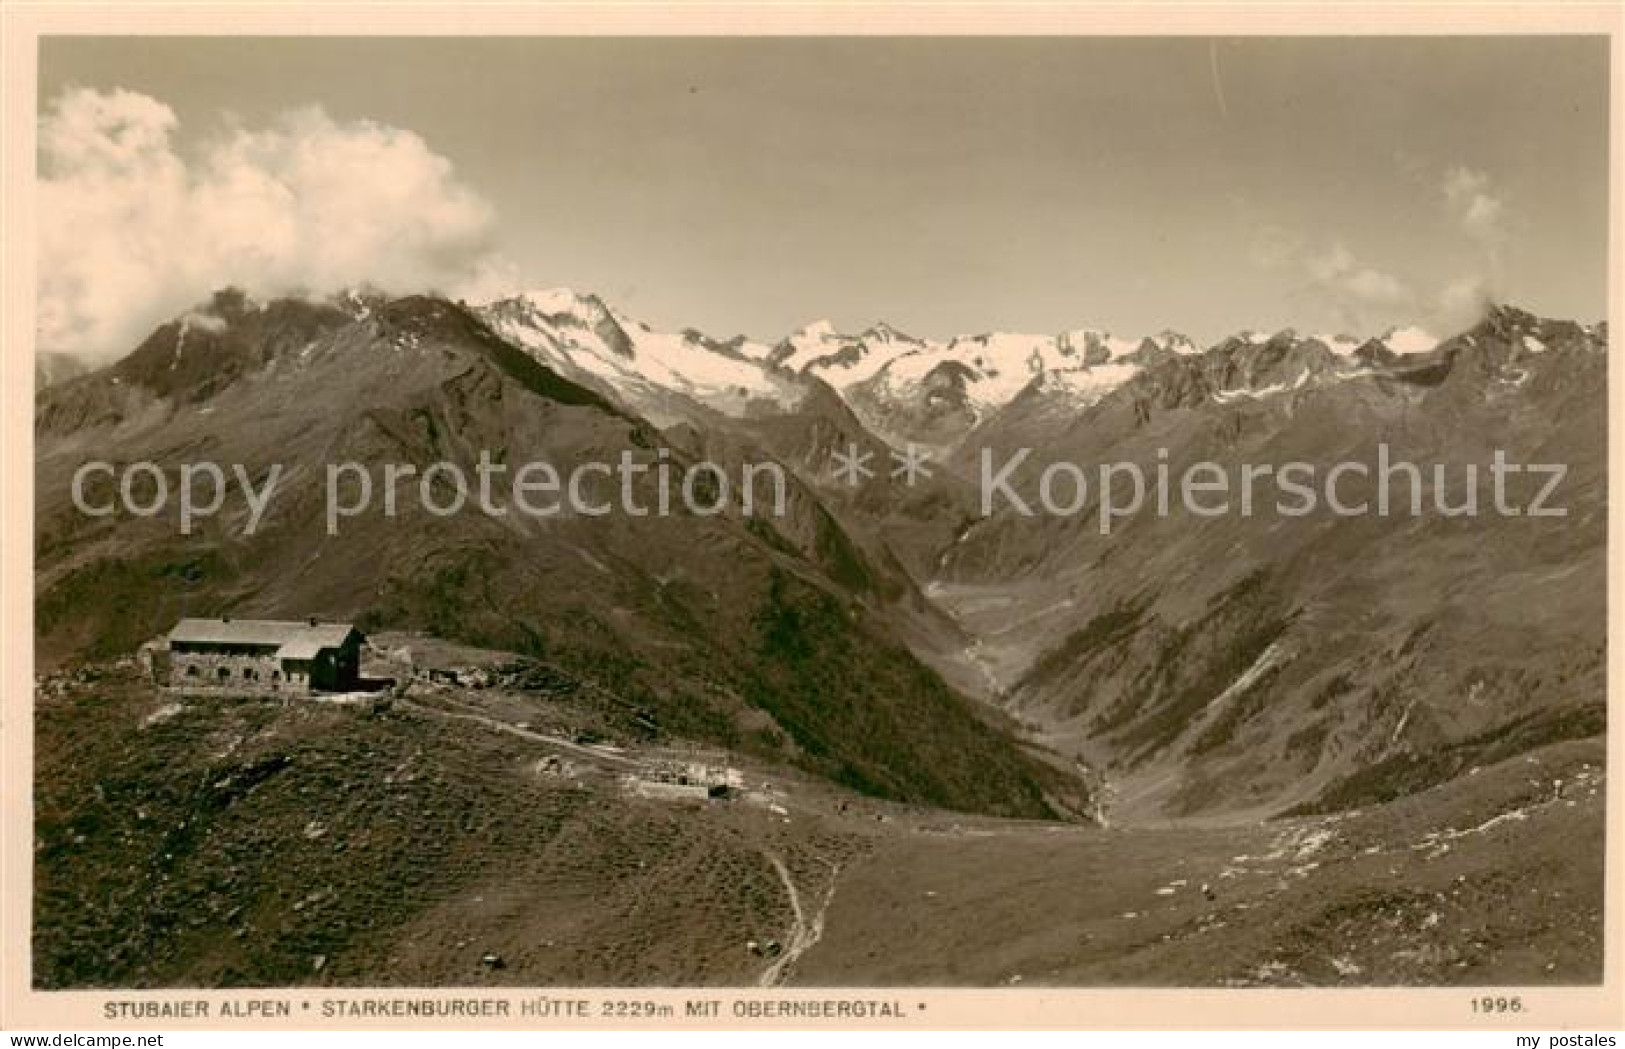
38,87,508,361
1430,165,1510,328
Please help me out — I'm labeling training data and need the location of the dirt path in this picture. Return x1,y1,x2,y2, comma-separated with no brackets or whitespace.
758,853,841,987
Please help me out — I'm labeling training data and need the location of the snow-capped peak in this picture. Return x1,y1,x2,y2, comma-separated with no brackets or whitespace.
778,319,862,374
470,281,1541,443
1058,328,1140,361
337,287,374,321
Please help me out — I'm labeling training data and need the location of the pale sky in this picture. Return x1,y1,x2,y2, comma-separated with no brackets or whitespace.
39,36,1610,355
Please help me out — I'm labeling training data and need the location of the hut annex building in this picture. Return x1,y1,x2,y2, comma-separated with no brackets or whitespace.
162,617,363,695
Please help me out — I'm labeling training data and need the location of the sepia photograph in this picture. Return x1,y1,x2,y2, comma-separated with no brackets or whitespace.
3,4,1620,1035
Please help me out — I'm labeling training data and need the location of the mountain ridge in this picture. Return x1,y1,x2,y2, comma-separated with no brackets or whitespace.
34,284,1608,824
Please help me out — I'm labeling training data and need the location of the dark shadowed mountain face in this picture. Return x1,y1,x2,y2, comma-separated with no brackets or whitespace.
33,292,1066,820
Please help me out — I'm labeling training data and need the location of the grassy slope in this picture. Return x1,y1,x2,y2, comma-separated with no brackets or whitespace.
34,665,1602,989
